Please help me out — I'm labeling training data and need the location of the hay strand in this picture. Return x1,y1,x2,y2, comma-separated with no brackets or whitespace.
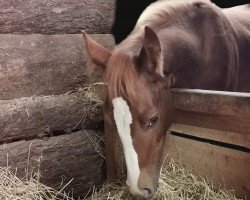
0,167,73,200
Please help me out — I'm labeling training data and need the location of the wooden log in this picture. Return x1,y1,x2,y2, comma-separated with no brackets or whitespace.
163,133,250,199
0,34,114,100
0,0,115,34
171,89,250,148
0,90,103,143
0,130,105,198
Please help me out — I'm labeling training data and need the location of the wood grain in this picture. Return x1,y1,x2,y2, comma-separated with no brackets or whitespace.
171,89,250,148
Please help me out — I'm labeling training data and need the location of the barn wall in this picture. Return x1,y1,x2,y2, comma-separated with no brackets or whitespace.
0,0,115,197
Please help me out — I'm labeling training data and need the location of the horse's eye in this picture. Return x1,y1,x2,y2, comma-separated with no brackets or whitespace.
148,115,159,128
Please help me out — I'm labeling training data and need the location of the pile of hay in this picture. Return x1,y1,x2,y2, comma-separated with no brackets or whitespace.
88,159,240,200
0,167,73,200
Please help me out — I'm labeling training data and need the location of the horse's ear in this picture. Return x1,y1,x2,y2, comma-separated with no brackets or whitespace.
138,26,164,77
81,30,111,75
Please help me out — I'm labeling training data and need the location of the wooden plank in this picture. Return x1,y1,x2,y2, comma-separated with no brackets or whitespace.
0,130,105,199
170,123,249,148
0,90,103,143
172,89,250,118
0,0,115,34
163,133,250,199
171,89,250,148
0,34,114,100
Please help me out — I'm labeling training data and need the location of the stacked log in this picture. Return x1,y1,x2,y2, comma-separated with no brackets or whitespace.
0,0,115,198
0,130,105,197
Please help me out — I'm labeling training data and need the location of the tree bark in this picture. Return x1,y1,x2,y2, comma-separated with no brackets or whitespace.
0,0,115,34
0,34,114,100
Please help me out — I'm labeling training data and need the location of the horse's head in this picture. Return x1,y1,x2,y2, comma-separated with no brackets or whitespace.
82,26,175,199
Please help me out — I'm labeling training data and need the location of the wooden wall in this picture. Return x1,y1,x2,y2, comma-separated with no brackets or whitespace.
0,0,115,198
0,35,114,197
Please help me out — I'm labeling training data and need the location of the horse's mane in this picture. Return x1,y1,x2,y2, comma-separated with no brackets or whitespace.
135,0,203,28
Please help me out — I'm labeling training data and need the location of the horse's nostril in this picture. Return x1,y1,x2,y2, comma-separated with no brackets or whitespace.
142,188,154,198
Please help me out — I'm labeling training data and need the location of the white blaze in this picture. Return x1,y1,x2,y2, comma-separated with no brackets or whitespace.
112,97,143,195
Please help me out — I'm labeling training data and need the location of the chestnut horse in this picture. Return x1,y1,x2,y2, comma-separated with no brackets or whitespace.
82,0,250,198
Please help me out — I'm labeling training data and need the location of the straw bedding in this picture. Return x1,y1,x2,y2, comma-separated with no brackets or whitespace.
87,159,240,200
0,160,240,200
0,167,73,200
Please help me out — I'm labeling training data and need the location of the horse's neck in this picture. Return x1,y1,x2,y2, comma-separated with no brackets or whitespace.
159,18,239,91
223,5,250,92
159,28,204,89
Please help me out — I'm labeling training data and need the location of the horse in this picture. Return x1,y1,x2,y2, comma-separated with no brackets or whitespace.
81,0,250,198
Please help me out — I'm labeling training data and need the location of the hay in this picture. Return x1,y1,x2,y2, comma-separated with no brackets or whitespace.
0,159,241,200
73,83,105,129
0,167,73,200
87,159,241,200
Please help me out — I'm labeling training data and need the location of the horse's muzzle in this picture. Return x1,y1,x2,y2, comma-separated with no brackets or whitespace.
129,186,155,199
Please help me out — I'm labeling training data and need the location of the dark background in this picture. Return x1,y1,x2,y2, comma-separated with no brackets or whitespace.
112,0,249,44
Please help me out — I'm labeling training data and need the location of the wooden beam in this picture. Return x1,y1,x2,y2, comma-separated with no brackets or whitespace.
0,90,103,143
0,130,105,199
172,89,250,118
170,123,249,148
0,34,114,100
0,0,115,34
171,89,250,148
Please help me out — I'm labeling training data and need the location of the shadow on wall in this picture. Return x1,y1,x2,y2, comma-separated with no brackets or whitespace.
112,0,249,44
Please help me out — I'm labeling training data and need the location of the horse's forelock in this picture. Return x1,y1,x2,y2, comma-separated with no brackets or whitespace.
105,52,139,103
